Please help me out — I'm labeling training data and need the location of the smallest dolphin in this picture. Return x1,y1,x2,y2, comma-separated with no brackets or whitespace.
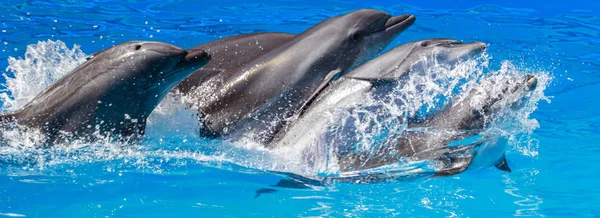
0,41,210,145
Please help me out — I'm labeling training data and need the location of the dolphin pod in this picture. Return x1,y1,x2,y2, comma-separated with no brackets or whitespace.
0,9,535,178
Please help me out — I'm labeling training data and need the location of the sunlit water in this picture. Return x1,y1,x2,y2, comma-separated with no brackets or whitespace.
0,0,598,217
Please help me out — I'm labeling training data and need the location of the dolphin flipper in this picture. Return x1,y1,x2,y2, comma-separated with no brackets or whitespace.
432,153,474,177
494,153,512,173
297,69,342,118
254,173,324,198
253,179,311,198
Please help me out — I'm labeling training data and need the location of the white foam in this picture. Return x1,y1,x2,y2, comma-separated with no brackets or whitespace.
1,40,86,111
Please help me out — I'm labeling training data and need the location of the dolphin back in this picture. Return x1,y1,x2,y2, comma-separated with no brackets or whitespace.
176,33,295,94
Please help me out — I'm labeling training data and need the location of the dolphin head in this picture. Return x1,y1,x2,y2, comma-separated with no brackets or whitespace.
456,74,538,130
421,39,488,64
302,9,414,73
89,41,187,85
346,38,488,79
103,41,209,90
345,10,416,68
87,41,210,121
338,10,416,68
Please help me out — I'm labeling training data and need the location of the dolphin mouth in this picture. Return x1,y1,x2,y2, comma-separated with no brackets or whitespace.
457,42,488,58
163,50,211,81
465,42,488,54
380,14,416,33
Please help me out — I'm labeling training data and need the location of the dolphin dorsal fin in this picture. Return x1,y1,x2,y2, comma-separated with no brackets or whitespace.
494,153,512,173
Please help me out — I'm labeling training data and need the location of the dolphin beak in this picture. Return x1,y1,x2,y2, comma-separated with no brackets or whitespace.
168,49,211,77
451,42,488,60
525,75,538,91
182,49,211,65
382,14,416,34
460,42,488,55
471,42,488,54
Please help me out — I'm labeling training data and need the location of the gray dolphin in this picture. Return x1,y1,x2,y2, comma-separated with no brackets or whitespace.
197,9,416,141
0,41,210,144
174,33,295,96
270,39,535,177
336,74,537,176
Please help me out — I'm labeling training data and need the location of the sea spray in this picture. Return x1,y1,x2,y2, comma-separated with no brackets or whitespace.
1,40,86,111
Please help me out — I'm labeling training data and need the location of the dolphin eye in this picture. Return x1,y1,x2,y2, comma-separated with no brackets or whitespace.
134,45,142,50
420,41,429,47
350,31,365,40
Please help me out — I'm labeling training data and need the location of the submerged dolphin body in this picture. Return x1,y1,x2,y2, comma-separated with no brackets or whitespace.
0,41,210,145
270,39,534,177
174,33,295,99
196,9,416,142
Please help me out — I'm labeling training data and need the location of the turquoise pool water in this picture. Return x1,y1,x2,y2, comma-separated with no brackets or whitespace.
0,0,599,217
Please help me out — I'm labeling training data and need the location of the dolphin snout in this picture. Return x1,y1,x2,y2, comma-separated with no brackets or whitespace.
525,75,538,91
383,14,416,33
459,42,488,56
173,49,211,72
471,42,488,53
183,49,211,63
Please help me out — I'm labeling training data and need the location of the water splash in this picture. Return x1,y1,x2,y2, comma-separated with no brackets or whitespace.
1,40,87,111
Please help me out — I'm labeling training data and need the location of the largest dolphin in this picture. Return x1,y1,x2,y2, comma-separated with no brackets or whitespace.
197,9,416,142
0,41,210,145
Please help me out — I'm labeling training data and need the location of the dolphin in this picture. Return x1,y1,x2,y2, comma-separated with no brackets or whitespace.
174,33,295,97
269,39,535,177
337,74,538,177
197,9,416,142
0,41,210,145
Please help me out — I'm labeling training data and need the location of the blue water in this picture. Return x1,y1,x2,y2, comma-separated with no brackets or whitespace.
0,0,599,217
